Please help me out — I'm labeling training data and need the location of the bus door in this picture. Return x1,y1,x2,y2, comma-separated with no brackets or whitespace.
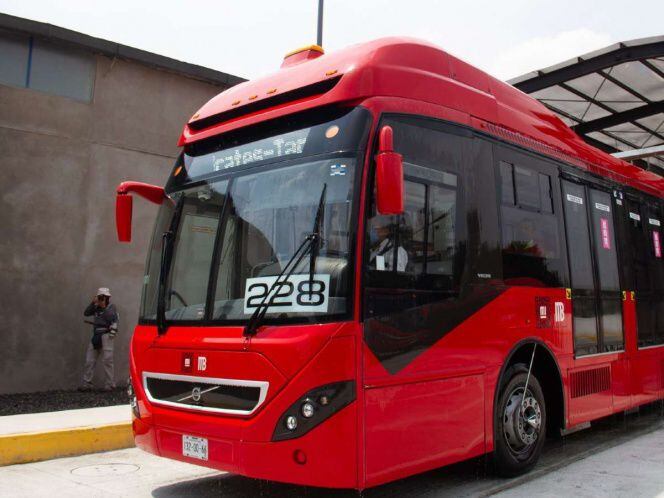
646,204,664,346
561,179,624,416
561,180,624,355
618,196,664,401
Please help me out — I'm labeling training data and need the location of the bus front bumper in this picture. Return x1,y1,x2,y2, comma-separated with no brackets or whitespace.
133,399,357,488
130,335,359,488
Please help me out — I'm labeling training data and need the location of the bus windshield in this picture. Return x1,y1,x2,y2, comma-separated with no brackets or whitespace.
140,106,371,325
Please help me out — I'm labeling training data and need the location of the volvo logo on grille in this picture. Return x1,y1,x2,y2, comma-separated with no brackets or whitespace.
191,387,202,402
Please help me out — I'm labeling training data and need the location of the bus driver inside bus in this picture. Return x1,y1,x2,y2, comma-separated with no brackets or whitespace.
368,215,408,272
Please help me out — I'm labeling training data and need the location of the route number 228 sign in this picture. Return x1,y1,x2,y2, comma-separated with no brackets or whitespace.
243,274,330,314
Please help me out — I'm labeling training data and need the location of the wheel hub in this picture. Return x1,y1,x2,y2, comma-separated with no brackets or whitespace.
503,388,542,452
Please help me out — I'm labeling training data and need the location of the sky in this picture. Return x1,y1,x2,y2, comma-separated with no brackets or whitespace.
0,0,662,82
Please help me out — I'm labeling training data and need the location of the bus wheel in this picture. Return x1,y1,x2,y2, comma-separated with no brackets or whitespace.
494,367,546,477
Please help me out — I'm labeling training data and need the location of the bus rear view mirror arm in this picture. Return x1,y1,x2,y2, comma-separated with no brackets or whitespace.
115,181,166,243
375,125,404,215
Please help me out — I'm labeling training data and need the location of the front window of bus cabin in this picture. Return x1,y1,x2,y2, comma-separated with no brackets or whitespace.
140,107,371,325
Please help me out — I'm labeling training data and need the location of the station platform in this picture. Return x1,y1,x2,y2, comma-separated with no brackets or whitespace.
0,405,133,466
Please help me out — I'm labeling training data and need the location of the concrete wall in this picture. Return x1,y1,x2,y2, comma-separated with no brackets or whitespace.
0,52,229,394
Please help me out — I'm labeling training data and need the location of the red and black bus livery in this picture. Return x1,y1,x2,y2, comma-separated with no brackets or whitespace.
117,39,664,489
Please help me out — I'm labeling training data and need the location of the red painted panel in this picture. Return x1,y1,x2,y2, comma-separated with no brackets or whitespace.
364,375,484,487
132,417,157,456
611,359,631,411
239,402,358,488
140,321,350,380
567,389,613,426
632,349,664,405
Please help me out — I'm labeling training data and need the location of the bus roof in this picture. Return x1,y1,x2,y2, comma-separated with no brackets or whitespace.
180,37,664,199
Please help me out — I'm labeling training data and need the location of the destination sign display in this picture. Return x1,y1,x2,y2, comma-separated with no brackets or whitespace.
185,128,311,178
167,106,371,192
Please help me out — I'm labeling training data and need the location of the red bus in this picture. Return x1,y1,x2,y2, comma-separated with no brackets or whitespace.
117,38,664,489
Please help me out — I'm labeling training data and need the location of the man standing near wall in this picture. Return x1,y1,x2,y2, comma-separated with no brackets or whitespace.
80,288,118,391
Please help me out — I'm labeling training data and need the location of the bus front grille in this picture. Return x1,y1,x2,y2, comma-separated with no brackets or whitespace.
142,372,269,415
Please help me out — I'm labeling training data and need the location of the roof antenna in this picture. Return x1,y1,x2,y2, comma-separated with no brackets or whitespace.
317,0,324,47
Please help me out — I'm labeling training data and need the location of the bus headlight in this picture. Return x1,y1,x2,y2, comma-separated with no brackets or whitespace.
286,415,298,430
301,400,315,418
272,381,355,441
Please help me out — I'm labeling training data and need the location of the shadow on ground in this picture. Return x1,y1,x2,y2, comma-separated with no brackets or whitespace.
152,456,489,498
152,402,664,498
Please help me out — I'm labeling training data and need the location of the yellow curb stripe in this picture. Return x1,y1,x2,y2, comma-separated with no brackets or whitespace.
0,422,134,466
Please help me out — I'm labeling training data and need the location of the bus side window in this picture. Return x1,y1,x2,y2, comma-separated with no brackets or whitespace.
426,184,457,278
402,180,427,274
499,161,563,288
367,180,424,274
366,168,459,290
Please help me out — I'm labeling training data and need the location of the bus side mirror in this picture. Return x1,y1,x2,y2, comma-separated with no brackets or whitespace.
116,181,166,243
116,193,133,242
375,126,404,215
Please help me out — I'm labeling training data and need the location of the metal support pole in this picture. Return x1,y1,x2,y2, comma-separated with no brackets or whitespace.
317,0,324,47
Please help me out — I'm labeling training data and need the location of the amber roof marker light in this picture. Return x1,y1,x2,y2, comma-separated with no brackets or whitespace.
281,45,324,68
280,1,325,69
284,44,324,60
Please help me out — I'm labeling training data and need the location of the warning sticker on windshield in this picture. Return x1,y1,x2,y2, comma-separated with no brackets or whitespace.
244,274,330,314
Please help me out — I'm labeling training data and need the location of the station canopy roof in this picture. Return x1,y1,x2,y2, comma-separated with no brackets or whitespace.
509,36,664,175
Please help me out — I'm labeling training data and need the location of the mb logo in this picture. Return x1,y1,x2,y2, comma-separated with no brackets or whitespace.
197,356,207,371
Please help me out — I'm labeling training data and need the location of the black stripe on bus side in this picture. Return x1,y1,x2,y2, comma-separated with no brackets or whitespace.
363,284,505,374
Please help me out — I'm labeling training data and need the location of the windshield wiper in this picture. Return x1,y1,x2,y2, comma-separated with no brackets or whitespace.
242,233,313,337
308,183,326,297
243,184,327,337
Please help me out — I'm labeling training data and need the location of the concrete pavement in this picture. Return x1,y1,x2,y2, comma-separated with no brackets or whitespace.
0,407,663,497
0,447,219,498
495,426,664,498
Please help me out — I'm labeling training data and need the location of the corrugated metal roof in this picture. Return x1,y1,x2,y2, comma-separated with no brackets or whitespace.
509,36,664,175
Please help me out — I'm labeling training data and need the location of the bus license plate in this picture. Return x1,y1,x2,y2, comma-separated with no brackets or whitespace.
182,435,208,460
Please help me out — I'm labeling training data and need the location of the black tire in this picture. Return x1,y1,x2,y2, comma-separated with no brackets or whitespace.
493,365,546,477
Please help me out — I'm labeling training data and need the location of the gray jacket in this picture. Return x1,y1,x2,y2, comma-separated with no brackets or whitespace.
84,303,119,348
